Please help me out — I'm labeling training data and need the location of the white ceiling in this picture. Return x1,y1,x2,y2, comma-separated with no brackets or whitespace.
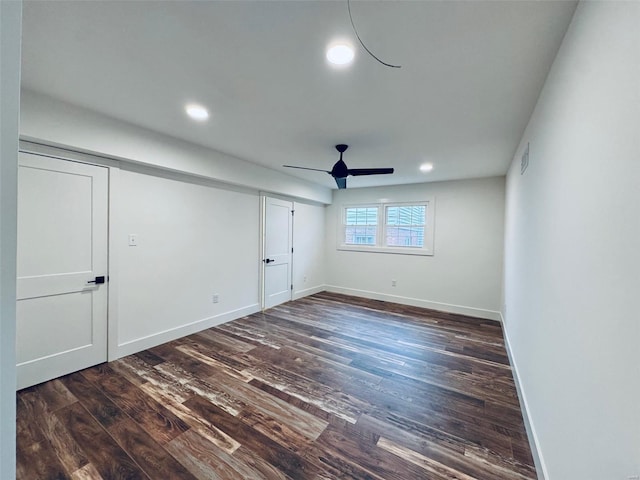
21,0,577,190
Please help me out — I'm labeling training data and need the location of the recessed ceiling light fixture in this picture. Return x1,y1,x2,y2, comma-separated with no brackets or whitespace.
185,103,209,121
420,163,434,173
326,43,355,66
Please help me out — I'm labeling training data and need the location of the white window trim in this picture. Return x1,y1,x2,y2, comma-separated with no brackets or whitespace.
337,199,435,256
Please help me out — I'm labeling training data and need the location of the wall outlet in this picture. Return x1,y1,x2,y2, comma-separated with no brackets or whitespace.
391,279,397,287
128,234,138,246
212,293,219,304
303,275,307,283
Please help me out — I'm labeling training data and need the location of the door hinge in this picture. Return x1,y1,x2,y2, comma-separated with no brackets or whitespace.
291,247,294,253
291,284,293,291
291,210,295,216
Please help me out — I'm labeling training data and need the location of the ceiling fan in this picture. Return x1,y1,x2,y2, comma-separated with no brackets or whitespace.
283,144,394,189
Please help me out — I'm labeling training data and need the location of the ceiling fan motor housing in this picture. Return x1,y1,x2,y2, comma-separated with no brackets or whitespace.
332,145,349,178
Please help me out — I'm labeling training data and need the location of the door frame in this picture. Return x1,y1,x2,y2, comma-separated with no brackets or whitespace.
19,140,122,362
260,194,294,310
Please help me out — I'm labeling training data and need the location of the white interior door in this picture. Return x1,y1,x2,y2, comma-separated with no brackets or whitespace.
16,152,108,389
263,196,293,309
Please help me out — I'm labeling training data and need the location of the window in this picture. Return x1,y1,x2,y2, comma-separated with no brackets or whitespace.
385,205,425,247
339,201,434,255
344,206,377,245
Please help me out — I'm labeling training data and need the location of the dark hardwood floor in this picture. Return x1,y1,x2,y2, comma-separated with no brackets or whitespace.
16,292,536,479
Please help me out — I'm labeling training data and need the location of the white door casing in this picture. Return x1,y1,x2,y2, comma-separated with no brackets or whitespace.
16,152,108,389
262,196,293,309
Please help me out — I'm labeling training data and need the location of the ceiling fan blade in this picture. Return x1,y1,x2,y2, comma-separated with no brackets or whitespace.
285,144,392,189
283,165,331,173
347,168,394,176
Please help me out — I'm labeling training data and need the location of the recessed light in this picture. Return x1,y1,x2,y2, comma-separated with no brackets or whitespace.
185,103,209,121
326,43,355,66
420,163,434,172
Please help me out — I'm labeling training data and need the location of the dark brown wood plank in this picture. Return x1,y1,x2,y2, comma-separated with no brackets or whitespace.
55,402,150,479
20,389,89,475
70,463,104,479
80,364,190,444
16,395,45,451
193,328,256,353
33,379,78,411
110,357,243,455
59,371,128,429
16,440,69,480
109,355,193,403
242,344,383,391
184,394,320,479
147,341,222,378
166,429,290,480
206,369,328,442
358,413,535,480
249,378,351,429
312,423,443,480
244,362,370,424
107,417,198,480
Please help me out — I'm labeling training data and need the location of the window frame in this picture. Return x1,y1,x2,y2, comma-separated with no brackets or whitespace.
338,200,435,256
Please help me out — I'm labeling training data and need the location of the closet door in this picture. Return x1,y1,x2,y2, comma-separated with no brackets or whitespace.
16,152,108,389
262,196,293,309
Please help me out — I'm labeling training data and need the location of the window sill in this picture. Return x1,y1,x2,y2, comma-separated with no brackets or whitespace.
337,245,433,256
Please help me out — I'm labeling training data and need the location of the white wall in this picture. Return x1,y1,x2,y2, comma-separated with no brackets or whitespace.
325,177,505,320
18,88,331,361
16,140,328,361
292,201,326,299
20,90,332,205
112,165,262,357
0,1,21,478
503,2,640,479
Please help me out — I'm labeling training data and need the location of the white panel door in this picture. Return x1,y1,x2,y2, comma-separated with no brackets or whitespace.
263,197,293,309
16,152,108,389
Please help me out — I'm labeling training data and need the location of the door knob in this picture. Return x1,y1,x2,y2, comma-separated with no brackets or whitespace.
263,259,274,264
88,276,105,284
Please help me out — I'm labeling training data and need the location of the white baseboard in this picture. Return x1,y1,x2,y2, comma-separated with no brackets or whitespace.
325,285,501,321
112,303,261,360
502,325,548,480
293,284,326,301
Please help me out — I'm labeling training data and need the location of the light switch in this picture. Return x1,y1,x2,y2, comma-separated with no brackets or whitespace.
128,234,138,246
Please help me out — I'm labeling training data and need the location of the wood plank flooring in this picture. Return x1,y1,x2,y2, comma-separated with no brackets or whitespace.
16,292,536,479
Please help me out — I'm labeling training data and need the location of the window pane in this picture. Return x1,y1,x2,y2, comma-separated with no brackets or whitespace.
346,207,378,226
386,205,425,226
345,225,376,245
386,226,424,247
385,205,426,247
386,227,400,246
387,207,399,226
345,207,378,245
